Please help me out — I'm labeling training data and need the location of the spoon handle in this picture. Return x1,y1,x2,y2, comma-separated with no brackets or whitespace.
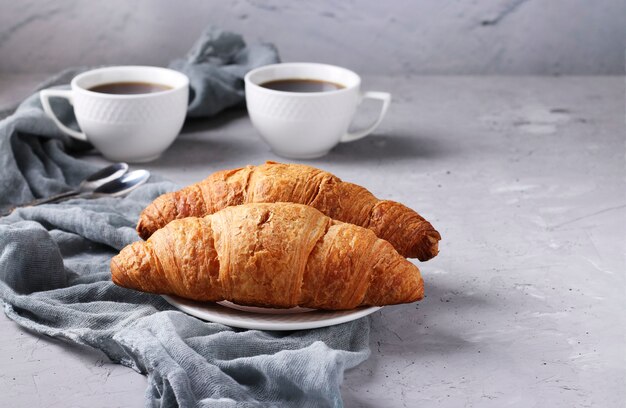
1,190,80,216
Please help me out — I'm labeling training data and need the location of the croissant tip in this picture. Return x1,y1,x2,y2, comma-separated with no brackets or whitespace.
407,229,441,261
110,255,124,286
416,278,425,301
136,218,151,240
111,241,153,292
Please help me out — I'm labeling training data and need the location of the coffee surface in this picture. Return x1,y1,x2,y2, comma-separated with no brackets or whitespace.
89,82,172,95
260,79,345,93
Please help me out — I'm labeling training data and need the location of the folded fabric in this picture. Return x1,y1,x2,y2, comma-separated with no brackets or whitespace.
0,26,371,407
169,26,279,117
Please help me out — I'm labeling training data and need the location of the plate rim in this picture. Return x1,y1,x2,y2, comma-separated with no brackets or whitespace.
217,300,316,314
162,295,381,331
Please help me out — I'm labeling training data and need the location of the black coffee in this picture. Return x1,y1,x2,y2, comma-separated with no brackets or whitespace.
89,82,172,95
260,79,345,93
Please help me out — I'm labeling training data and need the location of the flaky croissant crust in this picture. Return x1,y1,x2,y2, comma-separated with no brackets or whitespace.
137,162,441,261
114,203,424,310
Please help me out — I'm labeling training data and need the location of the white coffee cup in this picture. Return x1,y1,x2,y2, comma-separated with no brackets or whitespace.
40,66,189,163
244,63,391,159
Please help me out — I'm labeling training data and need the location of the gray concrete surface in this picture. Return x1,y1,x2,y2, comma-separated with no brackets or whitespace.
1,0,625,75
0,74,624,407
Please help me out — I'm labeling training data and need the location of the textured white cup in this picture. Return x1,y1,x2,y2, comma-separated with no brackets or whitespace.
245,63,391,159
40,66,189,163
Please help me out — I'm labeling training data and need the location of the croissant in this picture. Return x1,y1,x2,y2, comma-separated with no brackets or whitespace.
113,203,423,310
137,162,440,261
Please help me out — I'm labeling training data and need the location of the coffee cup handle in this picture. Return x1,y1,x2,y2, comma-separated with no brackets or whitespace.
40,89,87,141
340,91,391,143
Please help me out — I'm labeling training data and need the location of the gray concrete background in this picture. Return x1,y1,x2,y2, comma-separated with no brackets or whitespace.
1,0,625,75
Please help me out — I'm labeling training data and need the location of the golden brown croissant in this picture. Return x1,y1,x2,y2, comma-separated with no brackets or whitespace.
113,203,423,310
137,162,440,261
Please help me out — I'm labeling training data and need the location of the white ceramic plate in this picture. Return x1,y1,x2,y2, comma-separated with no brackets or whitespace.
162,295,381,331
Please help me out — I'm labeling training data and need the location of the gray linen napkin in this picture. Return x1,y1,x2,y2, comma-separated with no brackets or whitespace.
0,27,370,407
169,26,279,118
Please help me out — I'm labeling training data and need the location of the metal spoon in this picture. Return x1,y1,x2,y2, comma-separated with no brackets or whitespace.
41,169,151,202
88,169,151,198
28,162,130,206
1,163,136,216
81,162,130,191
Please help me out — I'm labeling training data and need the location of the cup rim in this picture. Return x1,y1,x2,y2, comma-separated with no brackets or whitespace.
71,65,189,99
244,62,361,97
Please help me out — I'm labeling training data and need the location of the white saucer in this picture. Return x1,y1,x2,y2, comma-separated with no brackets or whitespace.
162,295,381,331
